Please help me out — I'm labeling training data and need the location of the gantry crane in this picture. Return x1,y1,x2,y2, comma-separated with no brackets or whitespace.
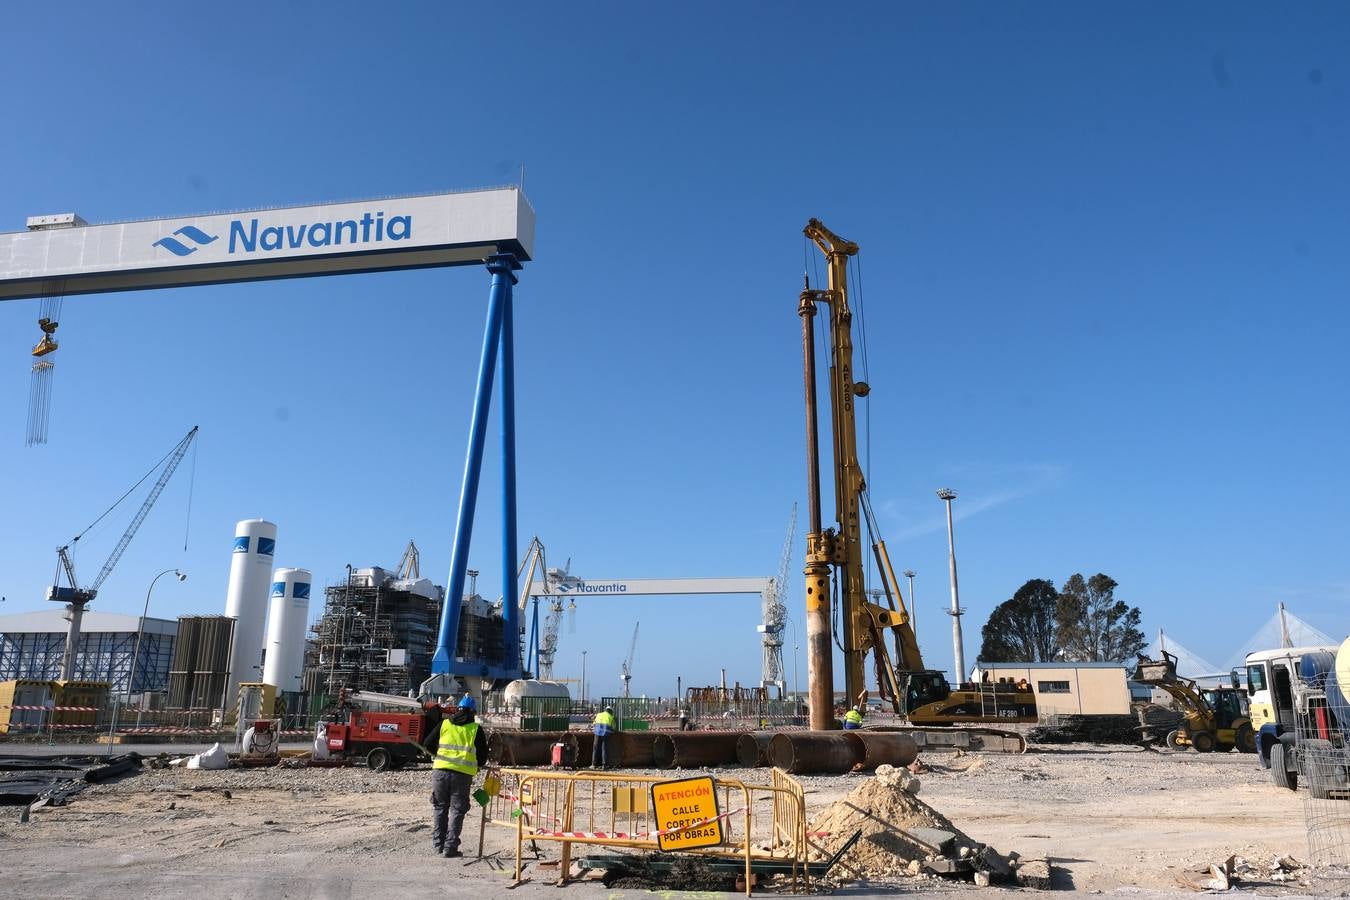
48,425,199,680
798,221,1036,729
620,622,639,698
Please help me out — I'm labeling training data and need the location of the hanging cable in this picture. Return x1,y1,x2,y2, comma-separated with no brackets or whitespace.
183,437,199,551
72,437,184,546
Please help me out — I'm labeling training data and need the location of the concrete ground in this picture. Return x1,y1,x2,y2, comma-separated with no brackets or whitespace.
0,741,1346,898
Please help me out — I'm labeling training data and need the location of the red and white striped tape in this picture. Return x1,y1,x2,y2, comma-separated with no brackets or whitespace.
0,705,101,711
531,806,744,841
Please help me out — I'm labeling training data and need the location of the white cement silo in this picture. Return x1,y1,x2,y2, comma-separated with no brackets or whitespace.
224,519,277,701
263,567,311,693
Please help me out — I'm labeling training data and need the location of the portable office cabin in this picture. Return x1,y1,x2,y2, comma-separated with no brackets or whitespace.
972,662,1131,716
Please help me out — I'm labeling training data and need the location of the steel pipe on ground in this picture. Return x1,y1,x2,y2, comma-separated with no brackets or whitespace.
848,731,919,769
487,730,576,766
616,731,661,768
652,732,744,769
768,732,863,774
736,731,778,767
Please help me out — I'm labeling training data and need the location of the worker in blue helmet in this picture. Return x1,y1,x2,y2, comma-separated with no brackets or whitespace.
422,693,488,858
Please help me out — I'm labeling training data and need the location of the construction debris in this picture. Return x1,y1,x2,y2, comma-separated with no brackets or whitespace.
807,767,1021,883
1029,714,1140,744
0,753,143,808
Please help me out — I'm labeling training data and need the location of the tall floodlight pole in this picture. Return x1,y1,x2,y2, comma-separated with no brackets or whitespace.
936,489,966,684
902,570,917,631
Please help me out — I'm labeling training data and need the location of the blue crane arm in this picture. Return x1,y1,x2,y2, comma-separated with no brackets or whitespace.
88,425,198,593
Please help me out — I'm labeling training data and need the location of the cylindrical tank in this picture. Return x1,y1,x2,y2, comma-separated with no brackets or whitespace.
224,519,277,702
263,567,311,693
502,679,571,710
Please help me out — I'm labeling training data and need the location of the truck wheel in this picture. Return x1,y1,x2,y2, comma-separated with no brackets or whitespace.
1235,724,1256,754
1191,730,1216,753
366,747,391,773
1165,730,1182,749
1270,742,1297,791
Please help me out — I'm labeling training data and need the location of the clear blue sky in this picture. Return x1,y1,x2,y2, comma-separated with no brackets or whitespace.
1,3,1346,696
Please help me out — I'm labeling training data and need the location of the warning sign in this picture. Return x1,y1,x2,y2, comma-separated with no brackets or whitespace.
650,776,723,851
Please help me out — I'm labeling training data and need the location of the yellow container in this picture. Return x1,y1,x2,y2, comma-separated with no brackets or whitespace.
0,680,55,733
52,681,110,727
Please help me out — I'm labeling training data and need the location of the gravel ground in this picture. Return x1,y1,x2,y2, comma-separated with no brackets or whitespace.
2,741,1348,898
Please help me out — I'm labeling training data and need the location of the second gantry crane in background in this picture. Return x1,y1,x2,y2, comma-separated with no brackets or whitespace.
798,221,1036,730
47,425,199,680
620,622,639,698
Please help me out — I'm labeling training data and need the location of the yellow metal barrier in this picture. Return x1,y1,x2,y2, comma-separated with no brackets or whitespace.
484,767,810,895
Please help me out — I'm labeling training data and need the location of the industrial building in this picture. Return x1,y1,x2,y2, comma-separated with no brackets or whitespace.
0,609,176,695
303,563,446,700
972,662,1131,717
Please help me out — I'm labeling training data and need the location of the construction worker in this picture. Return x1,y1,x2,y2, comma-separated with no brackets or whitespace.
591,705,618,768
423,694,488,858
843,705,864,730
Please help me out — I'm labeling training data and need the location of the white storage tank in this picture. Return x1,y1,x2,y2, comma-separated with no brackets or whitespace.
263,567,311,693
503,679,571,711
224,519,277,700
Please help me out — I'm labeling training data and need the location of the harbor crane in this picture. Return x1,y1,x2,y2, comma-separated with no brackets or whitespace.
620,622,640,698
48,425,199,680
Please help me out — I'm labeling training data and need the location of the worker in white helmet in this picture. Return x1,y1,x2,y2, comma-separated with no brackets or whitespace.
591,705,618,768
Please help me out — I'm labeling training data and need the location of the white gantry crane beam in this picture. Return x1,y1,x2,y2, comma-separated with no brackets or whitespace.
526,575,783,697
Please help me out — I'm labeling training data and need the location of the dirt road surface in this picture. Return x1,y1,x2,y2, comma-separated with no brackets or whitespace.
0,742,1343,898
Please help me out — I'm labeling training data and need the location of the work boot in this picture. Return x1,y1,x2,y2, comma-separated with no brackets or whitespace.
443,846,462,858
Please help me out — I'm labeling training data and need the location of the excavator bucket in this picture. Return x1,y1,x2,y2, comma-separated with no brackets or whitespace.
1133,652,1178,685
31,334,58,358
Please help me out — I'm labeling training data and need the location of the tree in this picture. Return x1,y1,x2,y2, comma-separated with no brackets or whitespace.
1054,573,1145,662
978,579,1060,662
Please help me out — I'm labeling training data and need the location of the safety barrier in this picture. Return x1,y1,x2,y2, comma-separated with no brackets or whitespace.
483,766,811,895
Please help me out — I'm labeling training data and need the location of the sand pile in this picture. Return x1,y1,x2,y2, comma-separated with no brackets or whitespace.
807,765,979,879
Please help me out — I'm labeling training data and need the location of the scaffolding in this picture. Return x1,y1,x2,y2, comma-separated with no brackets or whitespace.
304,566,444,700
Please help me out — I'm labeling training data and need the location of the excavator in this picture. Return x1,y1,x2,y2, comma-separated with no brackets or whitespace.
1133,650,1255,753
799,220,1037,733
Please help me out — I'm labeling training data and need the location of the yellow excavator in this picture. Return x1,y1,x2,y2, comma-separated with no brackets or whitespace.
1133,651,1255,753
799,220,1037,731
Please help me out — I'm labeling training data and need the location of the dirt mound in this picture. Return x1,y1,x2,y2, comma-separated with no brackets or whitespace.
808,767,978,878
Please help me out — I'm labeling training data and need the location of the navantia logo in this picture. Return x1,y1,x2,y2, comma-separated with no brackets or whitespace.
153,211,412,257
154,226,219,257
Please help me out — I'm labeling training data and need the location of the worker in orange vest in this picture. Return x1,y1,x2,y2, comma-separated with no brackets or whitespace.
423,694,487,858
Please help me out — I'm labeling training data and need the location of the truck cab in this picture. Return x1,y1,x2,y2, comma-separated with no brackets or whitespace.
1246,641,1349,797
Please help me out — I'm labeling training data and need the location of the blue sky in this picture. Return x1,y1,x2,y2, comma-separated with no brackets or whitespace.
1,3,1346,696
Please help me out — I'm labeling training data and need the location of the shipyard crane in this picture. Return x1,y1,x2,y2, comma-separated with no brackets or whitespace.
758,504,796,695
620,622,639,698
394,540,421,579
48,425,199,680
799,221,1036,730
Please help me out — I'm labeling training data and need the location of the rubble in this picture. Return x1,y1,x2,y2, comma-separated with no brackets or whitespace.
807,767,1019,884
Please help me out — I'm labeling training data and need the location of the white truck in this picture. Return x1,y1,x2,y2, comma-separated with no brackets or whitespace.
1245,639,1349,797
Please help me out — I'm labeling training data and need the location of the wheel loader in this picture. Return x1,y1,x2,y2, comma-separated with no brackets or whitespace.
1133,651,1255,753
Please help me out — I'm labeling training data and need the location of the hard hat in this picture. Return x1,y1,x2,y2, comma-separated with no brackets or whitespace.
852,706,861,712
604,706,614,713
458,694,476,710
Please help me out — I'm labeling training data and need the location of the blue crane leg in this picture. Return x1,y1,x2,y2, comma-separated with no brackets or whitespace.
498,255,521,679
430,255,518,676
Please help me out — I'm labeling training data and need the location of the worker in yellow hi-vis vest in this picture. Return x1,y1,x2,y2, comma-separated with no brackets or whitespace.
421,694,488,858
591,706,618,768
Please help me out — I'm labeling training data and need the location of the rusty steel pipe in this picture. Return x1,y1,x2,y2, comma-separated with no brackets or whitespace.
652,732,744,769
616,730,661,768
736,731,778,767
848,731,919,770
487,730,576,766
768,732,864,774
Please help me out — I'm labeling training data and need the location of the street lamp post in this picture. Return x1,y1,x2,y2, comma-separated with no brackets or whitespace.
109,568,186,747
936,488,966,684
902,570,917,632
581,650,588,706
